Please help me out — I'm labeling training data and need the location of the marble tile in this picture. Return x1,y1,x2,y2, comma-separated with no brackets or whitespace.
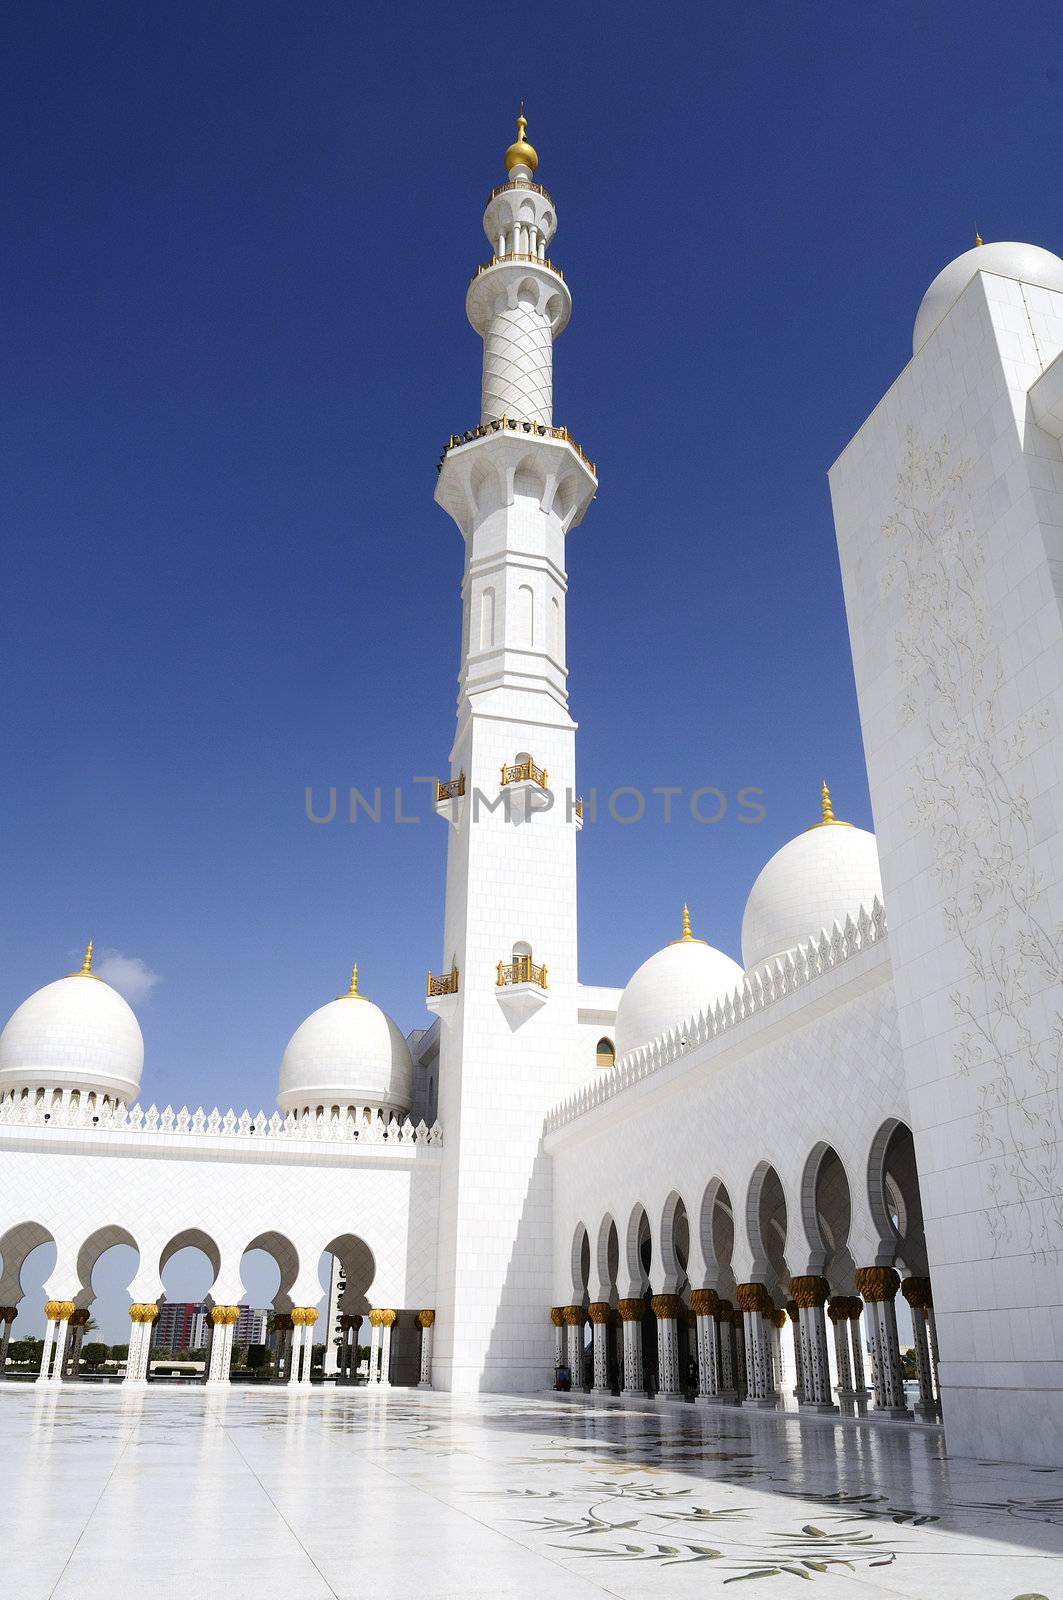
0,1384,1057,1598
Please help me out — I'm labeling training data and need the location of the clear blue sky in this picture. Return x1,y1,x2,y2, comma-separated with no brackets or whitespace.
4,3,1061,1206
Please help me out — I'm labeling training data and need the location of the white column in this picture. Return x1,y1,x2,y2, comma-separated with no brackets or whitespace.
691,1291,721,1400
619,1301,644,1394
550,1309,564,1372
857,1270,911,1419
378,1311,394,1387
0,1310,15,1373
286,1322,304,1387
738,1287,777,1406
367,1315,382,1383
562,1308,585,1387
792,1278,838,1412
848,1301,870,1399
653,1296,681,1397
901,1280,940,1419
206,1308,237,1386
829,1298,854,1403
124,1305,159,1385
36,1318,57,1384
588,1305,610,1393
417,1311,435,1387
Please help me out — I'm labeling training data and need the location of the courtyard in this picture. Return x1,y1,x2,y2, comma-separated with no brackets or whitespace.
1,1386,1058,1599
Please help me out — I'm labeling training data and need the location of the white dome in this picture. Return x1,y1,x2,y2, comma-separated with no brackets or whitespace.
742,792,883,974
913,241,1063,354
615,909,744,1059
0,957,144,1105
278,968,413,1115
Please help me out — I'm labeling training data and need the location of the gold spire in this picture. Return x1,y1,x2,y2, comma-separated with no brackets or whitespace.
68,939,101,979
670,904,706,945
504,104,539,176
337,962,365,1000
975,230,984,247
806,779,853,830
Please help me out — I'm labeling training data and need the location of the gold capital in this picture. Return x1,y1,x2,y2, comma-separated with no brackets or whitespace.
854,1267,900,1304
44,1300,76,1321
617,1298,644,1322
416,1309,435,1328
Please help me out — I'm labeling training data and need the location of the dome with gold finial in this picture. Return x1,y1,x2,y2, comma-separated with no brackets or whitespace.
615,907,744,1059
277,963,413,1118
0,941,145,1107
741,783,884,974
913,238,1063,354
504,107,538,176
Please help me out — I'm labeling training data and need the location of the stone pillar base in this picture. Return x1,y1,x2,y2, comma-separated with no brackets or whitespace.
915,1399,942,1420
876,1404,914,1421
695,1390,738,1407
743,1395,780,1409
798,1398,839,1414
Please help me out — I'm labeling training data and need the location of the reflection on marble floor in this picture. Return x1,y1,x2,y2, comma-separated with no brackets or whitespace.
1,1386,1059,1599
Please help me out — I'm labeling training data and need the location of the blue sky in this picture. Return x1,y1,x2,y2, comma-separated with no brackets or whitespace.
4,3,1060,1333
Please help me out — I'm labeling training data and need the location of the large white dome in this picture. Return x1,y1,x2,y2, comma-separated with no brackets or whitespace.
742,787,883,974
615,908,744,1059
0,946,144,1105
913,241,1063,354
278,966,413,1116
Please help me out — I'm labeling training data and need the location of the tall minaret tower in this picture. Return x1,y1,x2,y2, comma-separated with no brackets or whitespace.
429,113,597,1391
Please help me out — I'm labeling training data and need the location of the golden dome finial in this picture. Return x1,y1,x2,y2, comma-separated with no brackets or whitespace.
975,230,984,247
68,939,100,979
821,780,835,825
670,903,706,945
504,104,538,176
337,962,364,1000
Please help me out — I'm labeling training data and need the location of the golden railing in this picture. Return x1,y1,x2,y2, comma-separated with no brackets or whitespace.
496,958,547,989
427,966,459,999
474,251,563,281
438,418,596,478
487,178,554,203
574,798,584,821
435,773,465,803
501,758,547,788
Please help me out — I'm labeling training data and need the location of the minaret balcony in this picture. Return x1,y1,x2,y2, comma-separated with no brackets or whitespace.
437,418,596,480
574,797,584,831
501,757,547,789
474,251,564,282
426,966,460,1020
495,957,548,1028
433,773,465,826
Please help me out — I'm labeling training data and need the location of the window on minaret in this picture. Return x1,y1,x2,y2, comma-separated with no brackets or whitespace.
596,1038,616,1070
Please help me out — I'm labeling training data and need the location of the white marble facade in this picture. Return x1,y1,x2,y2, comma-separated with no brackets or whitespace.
1,126,1061,1469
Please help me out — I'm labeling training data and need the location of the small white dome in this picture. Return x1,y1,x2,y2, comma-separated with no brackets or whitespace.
0,950,144,1105
913,241,1063,354
615,908,744,1059
742,787,883,974
278,966,413,1116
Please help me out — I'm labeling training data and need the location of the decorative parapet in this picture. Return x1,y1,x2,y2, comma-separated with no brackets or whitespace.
435,774,465,803
427,967,459,999
0,1095,442,1148
497,957,547,989
437,417,596,478
475,250,564,281
501,756,547,788
544,897,888,1134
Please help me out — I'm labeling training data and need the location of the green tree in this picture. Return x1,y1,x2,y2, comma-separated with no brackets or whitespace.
311,1342,325,1372
246,1343,270,1378
230,1342,247,1371
81,1342,109,1372
110,1343,129,1362
901,1346,918,1381
7,1337,43,1368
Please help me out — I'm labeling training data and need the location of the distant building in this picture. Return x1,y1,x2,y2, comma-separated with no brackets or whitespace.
153,1302,267,1352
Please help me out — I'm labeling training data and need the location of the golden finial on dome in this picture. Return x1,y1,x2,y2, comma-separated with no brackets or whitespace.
68,939,100,979
821,780,835,825
504,103,539,176
337,962,364,1000
670,904,706,945
975,230,984,247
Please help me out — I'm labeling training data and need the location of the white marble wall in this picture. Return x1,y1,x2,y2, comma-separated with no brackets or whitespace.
829,266,1063,1465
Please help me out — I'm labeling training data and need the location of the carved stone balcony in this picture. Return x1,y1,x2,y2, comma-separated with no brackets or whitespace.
495,957,548,1028
434,772,465,826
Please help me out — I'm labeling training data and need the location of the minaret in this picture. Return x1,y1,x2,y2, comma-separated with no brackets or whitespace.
429,113,597,1391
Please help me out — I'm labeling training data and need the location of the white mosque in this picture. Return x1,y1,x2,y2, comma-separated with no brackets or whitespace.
0,115,1061,1471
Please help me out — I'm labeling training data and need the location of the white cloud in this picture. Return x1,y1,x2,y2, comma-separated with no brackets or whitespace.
93,950,162,1009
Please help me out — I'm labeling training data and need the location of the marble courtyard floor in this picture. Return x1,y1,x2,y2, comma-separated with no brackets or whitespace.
1,1385,1060,1599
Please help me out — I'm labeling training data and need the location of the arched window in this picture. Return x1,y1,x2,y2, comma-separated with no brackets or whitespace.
480,587,495,649
515,584,534,647
596,1037,616,1070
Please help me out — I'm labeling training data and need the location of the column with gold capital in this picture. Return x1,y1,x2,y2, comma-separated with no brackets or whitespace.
789,1276,837,1412
290,1307,319,1386
736,1284,778,1406
652,1295,682,1397
377,1309,396,1387
417,1310,435,1388
846,1297,870,1402
37,1301,76,1385
561,1306,586,1388
549,1306,564,1372
587,1303,611,1393
124,1303,160,1385
207,1306,240,1385
618,1299,644,1395
0,1305,16,1375
901,1278,940,1418
827,1297,855,1407
366,1308,384,1384
855,1268,911,1419
690,1289,722,1401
